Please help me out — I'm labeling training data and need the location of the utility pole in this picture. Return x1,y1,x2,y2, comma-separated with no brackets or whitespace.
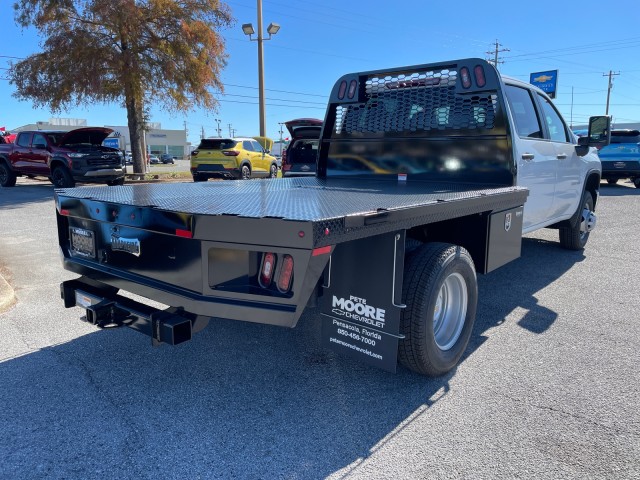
603,70,620,115
201,126,205,139
486,40,509,70
278,122,284,149
214,119,222,137
228,123,233,137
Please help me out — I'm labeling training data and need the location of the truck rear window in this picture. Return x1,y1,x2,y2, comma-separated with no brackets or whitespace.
610,131,640,143
198,139,236,150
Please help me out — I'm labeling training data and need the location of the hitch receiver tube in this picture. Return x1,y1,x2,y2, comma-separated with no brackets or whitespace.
61,279,193,346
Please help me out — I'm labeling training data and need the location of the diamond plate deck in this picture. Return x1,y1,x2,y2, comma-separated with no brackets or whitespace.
56,177,524,222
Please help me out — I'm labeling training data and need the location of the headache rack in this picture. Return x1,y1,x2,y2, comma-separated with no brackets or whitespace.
316,58,514,185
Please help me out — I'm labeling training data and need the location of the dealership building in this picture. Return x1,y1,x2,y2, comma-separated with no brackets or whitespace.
12,118,191,159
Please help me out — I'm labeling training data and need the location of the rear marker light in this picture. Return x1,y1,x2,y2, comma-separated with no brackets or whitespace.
338,80,347,100
474,65,486,87
175,229,192,238
312,246,332,256
298,231,305,238
460,67,472,88
347,80,357,99
60,209,70,216
277,255,294,293
259,252,276,288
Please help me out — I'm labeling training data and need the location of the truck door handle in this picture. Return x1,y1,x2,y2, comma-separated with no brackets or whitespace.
521,153,535,161
556,153,567,160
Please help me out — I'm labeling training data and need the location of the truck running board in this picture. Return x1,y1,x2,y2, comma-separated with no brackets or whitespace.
60,279,194,346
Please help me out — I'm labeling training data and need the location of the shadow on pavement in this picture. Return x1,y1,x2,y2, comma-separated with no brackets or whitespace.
0,232,585,478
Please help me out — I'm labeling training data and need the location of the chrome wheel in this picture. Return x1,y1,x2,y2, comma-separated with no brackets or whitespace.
432,272,468,351
241,165,251,179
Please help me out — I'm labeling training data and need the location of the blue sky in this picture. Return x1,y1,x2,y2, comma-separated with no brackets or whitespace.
2,0,640,147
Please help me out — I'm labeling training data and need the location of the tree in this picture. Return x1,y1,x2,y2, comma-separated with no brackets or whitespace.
10,0,233,175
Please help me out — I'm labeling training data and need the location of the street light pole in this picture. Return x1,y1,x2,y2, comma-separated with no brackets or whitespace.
242,1,280,138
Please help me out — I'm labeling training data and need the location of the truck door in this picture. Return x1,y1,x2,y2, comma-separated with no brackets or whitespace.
12,132,35,172
504,84,556,231
29,132,52,175
534,93,581,219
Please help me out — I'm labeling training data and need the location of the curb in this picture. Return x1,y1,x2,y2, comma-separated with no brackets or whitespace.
0,274,16,314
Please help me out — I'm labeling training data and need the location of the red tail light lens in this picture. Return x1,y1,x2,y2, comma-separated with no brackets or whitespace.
277,255,294,293
474,65,486,87
222,150,240,156
460,67,472,89
259,252,276,288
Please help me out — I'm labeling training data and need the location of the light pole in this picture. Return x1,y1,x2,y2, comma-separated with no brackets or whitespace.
242,0,280,137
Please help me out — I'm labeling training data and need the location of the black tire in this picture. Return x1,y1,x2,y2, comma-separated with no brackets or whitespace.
559,190,595,250
51,166,75,188
398,243,478,376
240,164,251,180
269,163,278,178
107,177,125,186
193,174,206,182
607,179,618,185
633,178,640,189
0,161,17,187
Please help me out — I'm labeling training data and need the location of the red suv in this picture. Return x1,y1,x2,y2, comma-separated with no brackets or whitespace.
281,118,323,177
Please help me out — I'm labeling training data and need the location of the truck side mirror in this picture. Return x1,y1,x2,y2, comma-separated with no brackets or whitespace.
584,115,611,148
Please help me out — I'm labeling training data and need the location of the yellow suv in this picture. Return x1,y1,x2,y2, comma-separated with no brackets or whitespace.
190,137,278,181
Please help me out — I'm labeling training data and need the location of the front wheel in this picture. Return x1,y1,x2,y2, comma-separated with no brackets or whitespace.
398,243,478,376
269,163,278,178
559,190,595,250
0,161,17,187
193,174,206,182
51,166,75,188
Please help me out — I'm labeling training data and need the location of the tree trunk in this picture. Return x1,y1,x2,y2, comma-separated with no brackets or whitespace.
125,94,145,179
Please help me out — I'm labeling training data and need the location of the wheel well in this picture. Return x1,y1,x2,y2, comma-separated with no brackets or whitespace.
585,171,601,209
49,158,69,172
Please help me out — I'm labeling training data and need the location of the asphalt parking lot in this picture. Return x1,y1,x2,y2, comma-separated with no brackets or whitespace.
0,177,638,479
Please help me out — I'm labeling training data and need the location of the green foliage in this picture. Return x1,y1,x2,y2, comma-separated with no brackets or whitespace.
10,0,234,113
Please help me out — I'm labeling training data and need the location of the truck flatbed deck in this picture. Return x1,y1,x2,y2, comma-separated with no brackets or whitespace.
56,177,528,248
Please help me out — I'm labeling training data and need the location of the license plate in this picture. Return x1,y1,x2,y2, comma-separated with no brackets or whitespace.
70,227,96,258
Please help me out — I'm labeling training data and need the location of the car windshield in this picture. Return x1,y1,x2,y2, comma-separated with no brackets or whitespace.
198,139,236,150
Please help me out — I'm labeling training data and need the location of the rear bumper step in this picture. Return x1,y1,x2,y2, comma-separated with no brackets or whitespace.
61,279,194,346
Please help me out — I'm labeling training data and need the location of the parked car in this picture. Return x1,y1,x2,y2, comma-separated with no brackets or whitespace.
149,154,160,164
597,129,640,187
281,118,323,177
124,151,133,164
190,137,278,181
159,154,175,164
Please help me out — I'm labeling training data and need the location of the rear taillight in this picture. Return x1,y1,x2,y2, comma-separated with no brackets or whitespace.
277,255,294,293
474,65,486,87
259,252,276,288
222,150,240,156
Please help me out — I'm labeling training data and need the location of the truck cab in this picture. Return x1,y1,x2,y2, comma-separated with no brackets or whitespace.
501,77,602,232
